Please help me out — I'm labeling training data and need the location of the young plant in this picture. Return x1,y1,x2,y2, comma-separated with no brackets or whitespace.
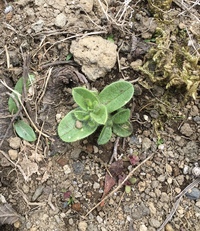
58,81,134,145
8,75,37,142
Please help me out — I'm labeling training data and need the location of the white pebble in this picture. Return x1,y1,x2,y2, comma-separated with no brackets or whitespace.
93,182,100,189
63,165,71,175
8,149,18,160
96,215,103,223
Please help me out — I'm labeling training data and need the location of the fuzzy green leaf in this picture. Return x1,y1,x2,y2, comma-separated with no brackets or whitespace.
99,81,134,113
125,185,131,194
74,109,90,121
113,121,133,137
58,109,98,142
97,126,112,145
72,87,99,111
8,75,35,114
90,104,107,125
14,120,36,142
112,108,131,124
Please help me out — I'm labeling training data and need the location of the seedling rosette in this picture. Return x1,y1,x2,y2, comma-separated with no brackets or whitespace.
58,81,134,145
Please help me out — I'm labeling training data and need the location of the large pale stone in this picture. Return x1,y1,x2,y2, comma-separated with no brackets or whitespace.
70,36,117,81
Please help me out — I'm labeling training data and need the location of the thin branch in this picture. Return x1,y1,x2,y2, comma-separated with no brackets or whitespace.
85,152,155,216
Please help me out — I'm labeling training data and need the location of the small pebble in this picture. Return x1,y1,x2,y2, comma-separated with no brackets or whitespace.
142,137,152,151
55,13,67,28
186,188,200,200
149,217,161,228
8,149,18,160
193,116,200,124
63,164,71,175
165,223,175,231
96,215,103,223
139,224,148,231
72,162,84,174
180,123,193,136
32,185,44,201
183,165,189,174
78,221,87,231
9,137,21,149
93,182,100,189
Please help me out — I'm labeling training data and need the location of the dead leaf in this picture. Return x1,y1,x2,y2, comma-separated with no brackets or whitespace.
0,203,20,225
100,173,116,206
109,159,124,177
100,160,124,206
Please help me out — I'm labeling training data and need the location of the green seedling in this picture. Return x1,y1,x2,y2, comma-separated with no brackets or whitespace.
58,81,134,145
8,74,37,142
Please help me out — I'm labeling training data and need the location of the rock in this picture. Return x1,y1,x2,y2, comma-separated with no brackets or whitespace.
96,215,103,223
148,202,157,215
139,224,148,231
186,188,200,200
31,19,44,33
133,84,143,96
138,181,146,192
149,109,159,119
142,137,152,151
49,0,66,10
8,149,18,160
69,218,74,225
183,141,199,159
149,217,161,228
132,203,150,220
180,123,193,136
190,105,199,116
165,163,172,175
55,13,67,28
165,223,175,231
63,164,71,175
193,116,200,124
70,36,117,81
78,221,88,231
93,182,100,189
72,162,85,174
196,200,200,208
130,59,143,71
9,137,21,149
80,0,93,12
70,148,82,160
32,185,45,201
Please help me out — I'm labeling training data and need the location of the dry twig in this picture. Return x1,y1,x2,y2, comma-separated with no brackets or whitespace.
85,152,155,216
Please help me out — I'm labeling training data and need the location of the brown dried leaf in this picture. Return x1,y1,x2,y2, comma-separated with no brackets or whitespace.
0,203,20,225
109,159,124,177
100,160,125,206
100,172,116,206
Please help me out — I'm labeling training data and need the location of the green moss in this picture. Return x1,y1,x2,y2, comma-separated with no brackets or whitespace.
139,28,200,99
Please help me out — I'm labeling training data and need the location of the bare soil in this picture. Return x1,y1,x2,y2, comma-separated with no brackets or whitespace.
0,1,200,231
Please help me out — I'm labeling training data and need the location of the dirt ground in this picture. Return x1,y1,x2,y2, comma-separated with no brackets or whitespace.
0,0,200,231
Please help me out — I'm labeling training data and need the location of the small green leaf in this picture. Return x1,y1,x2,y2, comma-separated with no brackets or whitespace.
113,121,133,137
66,53,73,61
125,185,131,194
8,75,35,114
99,81,134,113
107,35,114,43
72,87,99,111
14,120,36,142
58,109,98,142
112,108,131,124
90,104,107,125
97,126,112,145
129,177,137,184
74,109,90,121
